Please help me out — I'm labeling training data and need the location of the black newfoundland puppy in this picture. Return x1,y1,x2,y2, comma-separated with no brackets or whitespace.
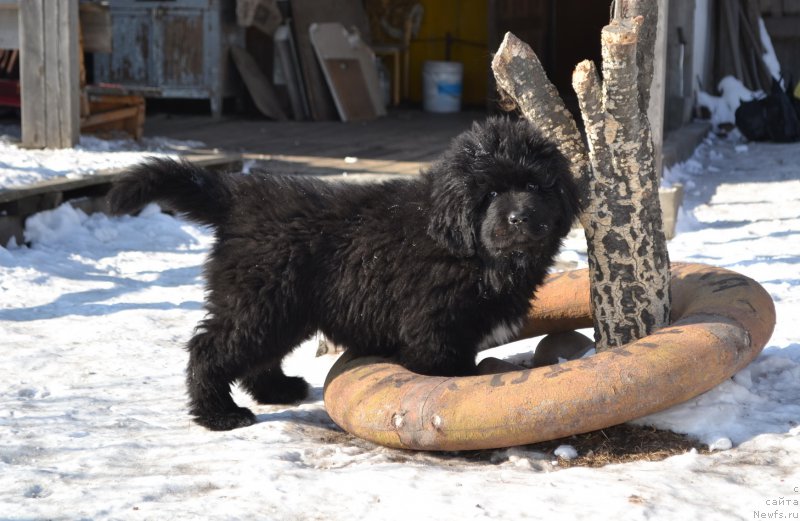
109,117,581,431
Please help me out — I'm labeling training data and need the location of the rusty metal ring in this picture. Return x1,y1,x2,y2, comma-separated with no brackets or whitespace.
323,263,776,451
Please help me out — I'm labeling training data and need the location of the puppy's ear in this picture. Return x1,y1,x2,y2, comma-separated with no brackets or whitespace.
425,162,476,257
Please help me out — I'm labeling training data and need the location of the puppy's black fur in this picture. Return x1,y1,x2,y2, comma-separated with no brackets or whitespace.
108,117,581,431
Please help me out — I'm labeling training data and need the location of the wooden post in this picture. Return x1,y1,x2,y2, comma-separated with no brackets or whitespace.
19,0,80,148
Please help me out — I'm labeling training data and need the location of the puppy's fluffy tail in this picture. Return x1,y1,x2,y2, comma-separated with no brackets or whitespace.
108,157,233,227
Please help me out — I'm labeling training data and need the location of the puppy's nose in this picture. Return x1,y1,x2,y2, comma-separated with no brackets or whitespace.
508,212,529,225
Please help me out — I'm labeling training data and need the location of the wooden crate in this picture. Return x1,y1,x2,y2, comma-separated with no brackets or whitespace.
80,88,145,140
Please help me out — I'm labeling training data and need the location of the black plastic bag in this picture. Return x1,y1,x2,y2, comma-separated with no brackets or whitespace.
735,79,800,143
736,97,769,141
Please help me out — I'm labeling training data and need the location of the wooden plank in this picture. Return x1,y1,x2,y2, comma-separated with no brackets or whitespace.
0,214,24,246
19,0,46,148
240,152,421,179
309,22,386,122
81,106,140,128
45,1,80,148
88,94,148,108
20,0,80,149
289,0,372,121
62,3,81,141
290,0,336,121
0,170,120,205
229,45,288,120
0,152,242,205
4,49,17,74
274,23,310,120
81,92,146,139
649,0,669,180
319,59,376,121
85,85,163,97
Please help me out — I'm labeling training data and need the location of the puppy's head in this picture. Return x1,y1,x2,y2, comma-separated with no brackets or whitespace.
426,117,581,259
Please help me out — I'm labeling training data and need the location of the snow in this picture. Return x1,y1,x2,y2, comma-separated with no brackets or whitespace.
0,129,203,190
758,17,782,84
553,445,578,460
2,129,800,519
696,77,764,131
694,16,784,134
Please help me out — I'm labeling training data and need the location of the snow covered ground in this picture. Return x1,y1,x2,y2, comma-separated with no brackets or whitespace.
1,129,799,520
0,127,202,190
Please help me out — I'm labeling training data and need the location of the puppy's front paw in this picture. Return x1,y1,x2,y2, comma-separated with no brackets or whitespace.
192,406,256,431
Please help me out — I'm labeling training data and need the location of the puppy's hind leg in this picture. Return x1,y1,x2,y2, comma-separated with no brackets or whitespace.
186,328,258,431
240,365,309,405
238,322,313,405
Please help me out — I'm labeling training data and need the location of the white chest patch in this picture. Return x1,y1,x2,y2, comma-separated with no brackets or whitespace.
477,318,524,350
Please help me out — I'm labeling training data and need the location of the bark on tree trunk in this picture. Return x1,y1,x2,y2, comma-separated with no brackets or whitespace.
491,0,670,351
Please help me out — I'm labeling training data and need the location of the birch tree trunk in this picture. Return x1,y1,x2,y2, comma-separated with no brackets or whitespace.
492,0,670,351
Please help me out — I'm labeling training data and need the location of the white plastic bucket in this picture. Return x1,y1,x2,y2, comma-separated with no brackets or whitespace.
423,60,463,113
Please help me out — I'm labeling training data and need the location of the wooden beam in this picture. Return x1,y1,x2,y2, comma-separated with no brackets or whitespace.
0,152,243,205
648,0,669,179
19,0,80,149
613,0,670,178
81,106,141,128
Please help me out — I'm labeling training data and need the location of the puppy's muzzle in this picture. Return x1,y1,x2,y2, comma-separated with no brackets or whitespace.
507,210,549,241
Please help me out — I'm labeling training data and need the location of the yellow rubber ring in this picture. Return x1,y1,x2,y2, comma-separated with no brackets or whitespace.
323,263,776,451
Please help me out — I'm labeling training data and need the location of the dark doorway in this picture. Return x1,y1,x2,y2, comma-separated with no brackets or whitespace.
489,0,610,115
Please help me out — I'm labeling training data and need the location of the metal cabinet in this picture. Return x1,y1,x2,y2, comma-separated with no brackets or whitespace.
94,0,242,117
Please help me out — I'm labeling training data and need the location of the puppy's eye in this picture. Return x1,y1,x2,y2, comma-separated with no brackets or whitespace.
488,191,498,199
526,183,538,192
